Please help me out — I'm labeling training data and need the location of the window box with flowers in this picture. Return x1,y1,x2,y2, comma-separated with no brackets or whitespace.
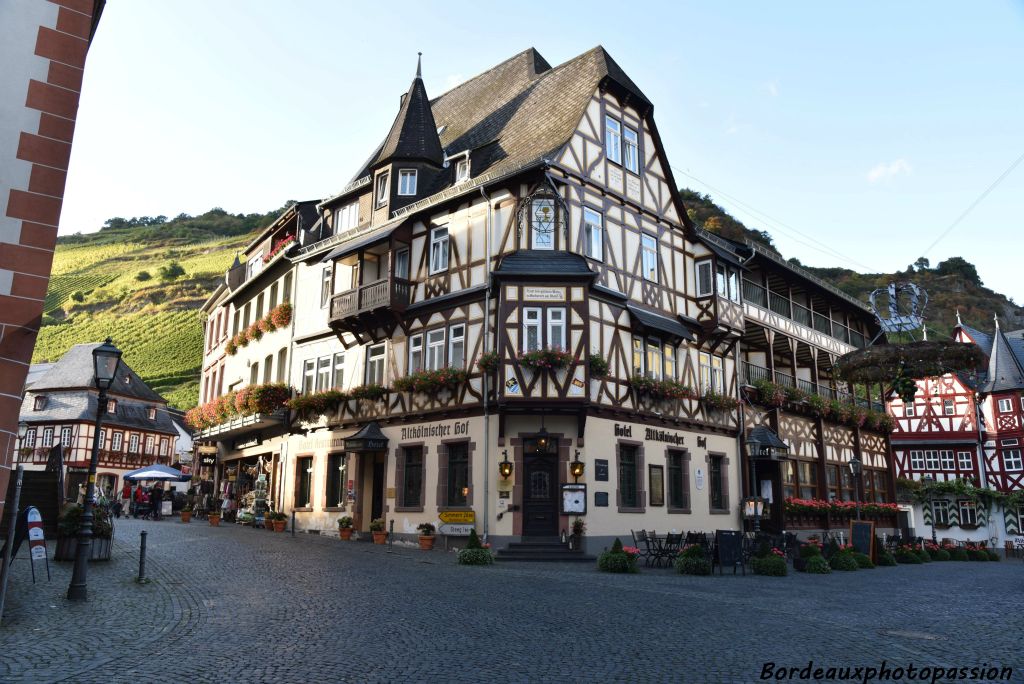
393,368,468,394
186,383,293,431
752,380,786,407
588,353,609,379
518,348,574,372
225,304,292,356
628,375,695,401
350,384,388,401
288,389,348,421
246,323,263,343
263,234,296,263
701,390,739,412
477,351,499,374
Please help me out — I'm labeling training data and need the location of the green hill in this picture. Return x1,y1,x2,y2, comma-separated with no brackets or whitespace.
34,207,288,409
684,189,1024,339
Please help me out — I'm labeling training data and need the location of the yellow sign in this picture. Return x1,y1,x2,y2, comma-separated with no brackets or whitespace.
439,510,475,524
386,487,396,499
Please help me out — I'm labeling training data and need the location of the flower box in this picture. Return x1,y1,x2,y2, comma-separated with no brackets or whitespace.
54,536,112,562
518,348,573,371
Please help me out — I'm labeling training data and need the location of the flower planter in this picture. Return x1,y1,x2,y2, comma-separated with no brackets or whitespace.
418,534,435,550
273,520,286,532
372,531,388,545
339,527,353,540
54,536,112,562
208,514,221,527
180,510,192,523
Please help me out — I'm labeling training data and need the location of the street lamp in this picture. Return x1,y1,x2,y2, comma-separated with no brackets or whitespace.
920,473,937,543
17,421,28,458
67,338,122,601
848,456,862,521
498,449,513,480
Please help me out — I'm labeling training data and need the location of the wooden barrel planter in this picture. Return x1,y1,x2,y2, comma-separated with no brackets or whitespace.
54,536,112,562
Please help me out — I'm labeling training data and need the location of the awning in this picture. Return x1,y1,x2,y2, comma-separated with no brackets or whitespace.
123,464,190,481
320,219,403,263
343,421,389,452
626,303,695,342
746,426,790,460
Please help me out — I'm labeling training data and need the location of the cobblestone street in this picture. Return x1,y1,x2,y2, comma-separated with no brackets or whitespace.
0,519,1020,683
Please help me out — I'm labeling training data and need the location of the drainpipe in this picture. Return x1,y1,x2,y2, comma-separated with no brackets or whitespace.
479,186,492,542
974,395,992,544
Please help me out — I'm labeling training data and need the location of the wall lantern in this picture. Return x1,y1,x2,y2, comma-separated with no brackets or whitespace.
569,450,585,482
18,421,28,441
498,449,514,480
536,426,549,452
742,497,765,519
461,486,470,497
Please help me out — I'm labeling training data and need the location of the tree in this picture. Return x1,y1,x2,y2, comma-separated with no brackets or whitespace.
914,257,930,271
158,261,186,282
935,257,982,286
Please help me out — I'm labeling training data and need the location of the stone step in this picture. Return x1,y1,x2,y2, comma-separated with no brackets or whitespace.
497,551,597,563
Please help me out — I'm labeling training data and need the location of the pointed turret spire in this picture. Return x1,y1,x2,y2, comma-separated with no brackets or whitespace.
955,309,962,327
994,312,1000,330
984,315,1024,392
371,53,443,169
922,324,928,341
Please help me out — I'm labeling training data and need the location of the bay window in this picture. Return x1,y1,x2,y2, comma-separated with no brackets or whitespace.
696,260,713,297
547,308,566,350
375,172,389,207
524,308,542,353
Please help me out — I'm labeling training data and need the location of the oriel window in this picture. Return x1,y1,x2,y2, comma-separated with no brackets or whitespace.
531,198,555,250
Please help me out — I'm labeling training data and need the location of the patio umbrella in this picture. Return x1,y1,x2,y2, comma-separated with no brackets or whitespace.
123,464,190,481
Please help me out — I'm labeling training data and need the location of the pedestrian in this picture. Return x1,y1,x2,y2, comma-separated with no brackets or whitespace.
134,484,146,518
151,482,164,520
121,482,132,519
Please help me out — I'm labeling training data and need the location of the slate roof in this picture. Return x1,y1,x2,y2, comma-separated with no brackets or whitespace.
28,343,165,403
493,250,596,277
747,426,790,455
370,61,444,168
958,323,993,356
351,46,653,194
20,391,177,435
984,325,1024,393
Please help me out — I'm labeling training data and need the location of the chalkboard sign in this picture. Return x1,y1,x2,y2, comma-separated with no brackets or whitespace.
715,530,745,575
595,459,609,482
849,520,875,562
594,491,609,507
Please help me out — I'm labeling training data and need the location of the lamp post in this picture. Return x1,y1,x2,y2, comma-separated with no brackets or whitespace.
67,338,122,601
17,421,28,457
848,456,862,521
744,436,763,534
920,473,937,543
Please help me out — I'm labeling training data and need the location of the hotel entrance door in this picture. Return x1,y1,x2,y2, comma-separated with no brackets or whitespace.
522,435,559,537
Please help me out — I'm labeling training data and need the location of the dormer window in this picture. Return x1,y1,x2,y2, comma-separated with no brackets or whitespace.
455,159,470,183
375,173,390,207
148,407,157,420
33,396,46,411
107,399,117,414
335,202,358,232
398,169,417,196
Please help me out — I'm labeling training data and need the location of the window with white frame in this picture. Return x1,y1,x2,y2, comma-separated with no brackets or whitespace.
905,402,916,417
696,260,713,297
632,337,643,375
998,398,1013,412
449,324,465,369
715,264,727,300
375,172,389,207
925,450,940,470
316,356,332,391
159,439,168,457
623,126,639,174
429,226,449,274
144,435,154,454
641,234,658,281
61,427,72,448
943,399,955,415
42,427,53,448
398,169,417,196
910,450,924,470
957,451,973,471
958,499,977,526
365,343,386,386
605,116,622,164
111,432,123,452
531,198,556,250
320,266,332,308
940,450,955,470
699,352,725,395
524,308,542,353
147,407,157,420
455,159,470,183
1004,448,1023,471
583,207,603,260
727,270,740,303
645,340,663,380
128,433,140,453
277,347,288,384
302,359,316,394
23,428,36,449
247,253,263,279
334,202,358,232
394,248,410,280
932,499,949,525
547,308,566,350
107,399,117,414
332,352,345,389
426,329,445,370
663,343,676,381
408,334,424,373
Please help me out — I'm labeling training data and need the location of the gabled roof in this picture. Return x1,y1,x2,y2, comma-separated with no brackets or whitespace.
20,391,178,435
958,322,993,356
370,57,444,168
493,250,596,278
27,343,165,403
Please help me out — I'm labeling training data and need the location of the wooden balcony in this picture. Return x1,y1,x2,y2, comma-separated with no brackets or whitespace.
329,278,410,335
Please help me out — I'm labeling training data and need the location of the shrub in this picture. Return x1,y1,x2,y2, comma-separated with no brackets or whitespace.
369,517,386,532
852,552,875,569
950,548,969,561
70,290,85,302
916,548,932,563
894,547,923,564
135,270,152,281
674,545,711,575
829,550,859,571
337,516,353,529
350,384,388,401
158,261,186,281
804,556,831,574
457,529,493,565
986,550,1000,561
701,390,740,412
597,538,639,574
477,351,499,373
876,551,898,566
967,549,988,562
752,554,788,576
799,541,823,558
752,379,786,407
393,368,468,393
58,503,112,539
932,549,951,561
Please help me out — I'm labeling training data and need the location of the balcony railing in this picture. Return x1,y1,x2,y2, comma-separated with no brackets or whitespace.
743,280,767,308
330,278,410,323
768,291,791,317
743,361,772,384
743,279,867,349
741,362,885,412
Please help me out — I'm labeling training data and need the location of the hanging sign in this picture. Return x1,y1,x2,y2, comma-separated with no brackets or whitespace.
27,508,46,562
695,468,705,491
504,374,521,396
439,523,474,536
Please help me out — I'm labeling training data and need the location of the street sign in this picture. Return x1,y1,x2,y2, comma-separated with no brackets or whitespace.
438,511,475,524
439,523,474,536
27,508,45,562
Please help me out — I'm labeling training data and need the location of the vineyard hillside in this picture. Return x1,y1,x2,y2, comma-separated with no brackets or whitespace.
34,207,288,409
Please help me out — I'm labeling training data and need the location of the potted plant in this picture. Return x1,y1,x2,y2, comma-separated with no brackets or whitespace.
180,507,192,524
370,517,387,544
338,516,354,540
209,499,222,527
570,518,585,550
417,522,436,550
272,511,288,532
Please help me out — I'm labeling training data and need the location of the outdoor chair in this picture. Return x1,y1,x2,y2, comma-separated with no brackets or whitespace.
631,530,654,566
658,533,683,566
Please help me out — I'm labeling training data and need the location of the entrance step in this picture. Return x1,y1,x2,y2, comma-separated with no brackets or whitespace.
496,539,596,563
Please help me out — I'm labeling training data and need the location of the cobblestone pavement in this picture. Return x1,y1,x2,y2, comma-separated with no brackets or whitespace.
1,519,1021,683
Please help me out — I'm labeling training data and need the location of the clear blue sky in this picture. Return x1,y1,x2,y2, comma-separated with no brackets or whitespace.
64,1,1024,303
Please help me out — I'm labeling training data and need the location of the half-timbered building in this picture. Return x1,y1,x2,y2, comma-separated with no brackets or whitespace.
16,343,179,499
889,315,1024,545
